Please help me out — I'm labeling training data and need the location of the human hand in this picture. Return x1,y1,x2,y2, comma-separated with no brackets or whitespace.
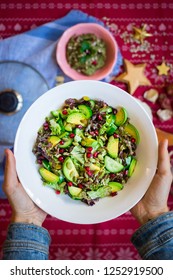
3,149,47,226
130,139,173,225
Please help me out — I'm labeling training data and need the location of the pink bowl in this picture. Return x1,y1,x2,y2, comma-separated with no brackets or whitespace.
56,23,118,80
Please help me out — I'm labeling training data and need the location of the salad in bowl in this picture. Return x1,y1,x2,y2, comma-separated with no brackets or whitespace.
33,97,140,206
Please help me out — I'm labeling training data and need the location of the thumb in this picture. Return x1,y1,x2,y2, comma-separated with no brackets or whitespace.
3,149,19,195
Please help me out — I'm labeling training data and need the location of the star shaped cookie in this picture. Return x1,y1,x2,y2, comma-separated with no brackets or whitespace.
156,62,170,75
116,59,151,95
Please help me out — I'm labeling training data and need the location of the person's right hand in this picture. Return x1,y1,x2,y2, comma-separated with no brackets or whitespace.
3,149,47,226
131,139,173,225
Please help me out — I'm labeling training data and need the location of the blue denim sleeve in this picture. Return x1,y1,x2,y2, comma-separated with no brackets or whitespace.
131,211,173,259
3,223,51,260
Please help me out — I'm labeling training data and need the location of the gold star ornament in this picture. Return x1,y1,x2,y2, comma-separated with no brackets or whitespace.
156,62,170,75
115,59,151,95
133,24,152,44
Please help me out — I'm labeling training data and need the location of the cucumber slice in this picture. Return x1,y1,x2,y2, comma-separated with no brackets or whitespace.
124,123,140,144
67,112,87,126
68,186,82,198
48,136,60,147
78,104,92,119
42,159,51,171
128,158,137,177
39,167,59,183
108,182,124,192
105,156,124,173
115,107,128,126
107,124,118,136
107,136,119,158
63,157,79,183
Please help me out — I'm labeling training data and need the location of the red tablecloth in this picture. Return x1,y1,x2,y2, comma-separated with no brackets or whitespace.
0,0,173,260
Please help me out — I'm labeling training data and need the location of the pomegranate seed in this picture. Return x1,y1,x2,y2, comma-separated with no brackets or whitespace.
87,153,92,158
111,192,117,197
92,60,97,66
113,133,119,138
94,130,99,136
67,182,73,186
59,148,65,153
93,152,99,158
62,109,68,115
55,190,60,194
58,156,64,162
70,133,75,138
78,183,83,189
87,171,93,177
87,147,93,152
131,138,136,143
37,159,42,164
59,140,64,145
110,173,115,179
97,114,103,121
43,122,49,127
43,126,49,131
90,131,95,136
124,170,128,176
77,125,83,129
85,166,90,172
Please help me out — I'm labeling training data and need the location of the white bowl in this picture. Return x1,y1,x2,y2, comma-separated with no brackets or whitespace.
14,81,158,224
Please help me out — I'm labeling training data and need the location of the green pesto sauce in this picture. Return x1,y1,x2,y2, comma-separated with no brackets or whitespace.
66,33,106,76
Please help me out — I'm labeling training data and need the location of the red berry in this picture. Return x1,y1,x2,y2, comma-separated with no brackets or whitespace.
131,138,136,143
85,166,90,172
59,148,65,153
87,147,93,152
92,60,97,66
90,131,95,136
67,182,73,186
77,125,83,129
97,114,103,121
113,133,119,138
70,133,75,138
55,190,60,194
62,109,68,115
58,156,64,162
87,153,92,158
110,173,115,179
111,192,117,197
59,140,64,145
94,130,99,136
93,152,99,158
78,183,83,189
87,171,93,177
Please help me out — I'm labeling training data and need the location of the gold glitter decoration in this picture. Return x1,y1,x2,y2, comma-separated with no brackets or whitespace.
133,24,152,44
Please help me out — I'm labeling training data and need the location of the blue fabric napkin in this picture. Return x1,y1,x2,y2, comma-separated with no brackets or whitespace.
0,10,123,198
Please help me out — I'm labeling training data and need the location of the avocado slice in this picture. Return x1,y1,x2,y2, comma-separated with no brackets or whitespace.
124,123,140,144
107,136,119,158
68,186,82,199
78,104,92,119
48,136,60,147
115,107,128,126
39,167,59,183
105,156,124,173
81,137,98,148
63,157,79,183
67,112,87,126
108,182,124,192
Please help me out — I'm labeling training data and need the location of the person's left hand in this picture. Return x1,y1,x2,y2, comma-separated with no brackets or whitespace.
3,149,47,226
